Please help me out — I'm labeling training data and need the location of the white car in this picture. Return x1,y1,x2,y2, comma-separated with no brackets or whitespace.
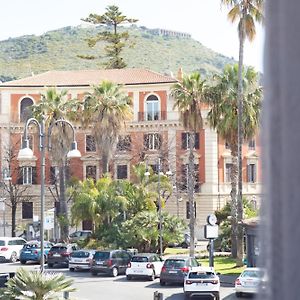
183,266,220,300
235,267,265,297
126,253,164,281
0,237,27,262
69,249,95,272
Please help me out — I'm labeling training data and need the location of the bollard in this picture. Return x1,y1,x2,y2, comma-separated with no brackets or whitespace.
153,290,163,300
63,291,69,299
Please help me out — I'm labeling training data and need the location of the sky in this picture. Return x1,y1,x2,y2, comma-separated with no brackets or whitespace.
0,0,264,72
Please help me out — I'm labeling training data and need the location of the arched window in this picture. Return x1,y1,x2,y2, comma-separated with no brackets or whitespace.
146,95,159,121
20,97,34,122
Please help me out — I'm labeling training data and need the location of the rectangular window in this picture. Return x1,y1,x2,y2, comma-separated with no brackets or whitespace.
181,133,199,150
18,166,37,185
117,165,128,179
22,202,33,219
225,163,232,182
180,164,200,192
144,133,162,150
86,135,96,152
247,164,257,183
248,139,256,150
117,135,131,151
186,201,196,219
86,165,97,181
50,166,58,185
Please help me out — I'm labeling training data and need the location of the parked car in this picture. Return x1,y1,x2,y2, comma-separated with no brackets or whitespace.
235,267,266,297
19,241,53,264
69,249,95,272
160,256,200,286
90,249,132,277
69,230,92,242
180,233,198,249
183,266,220,300
0,237,27,262
126,253,164,281
47,243,79,268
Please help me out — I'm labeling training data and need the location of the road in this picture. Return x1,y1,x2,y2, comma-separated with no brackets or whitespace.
0,262,241,300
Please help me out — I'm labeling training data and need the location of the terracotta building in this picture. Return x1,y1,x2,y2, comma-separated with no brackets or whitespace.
0,68,261,238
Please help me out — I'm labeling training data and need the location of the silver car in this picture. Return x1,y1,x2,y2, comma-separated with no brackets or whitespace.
69,249,95,272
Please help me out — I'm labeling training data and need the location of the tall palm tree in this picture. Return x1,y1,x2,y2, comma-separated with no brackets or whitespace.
80,81,132,174
206,64,261,264
221,0,264,264
171,72,207,257
31,88,74,240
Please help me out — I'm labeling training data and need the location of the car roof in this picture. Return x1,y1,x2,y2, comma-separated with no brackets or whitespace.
74,249,95,253
133,253,157,257
243,267,261,271
165,255,191,260
0,237,26,240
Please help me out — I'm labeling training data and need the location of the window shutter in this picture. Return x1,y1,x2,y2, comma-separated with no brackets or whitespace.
195,133,200,149
182,133,187,149
32,167,37,184
194,164,200,192
17,167,23,184
50,167,56,185
253,164,257,182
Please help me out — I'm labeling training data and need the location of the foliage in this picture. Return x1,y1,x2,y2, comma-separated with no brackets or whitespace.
0,268,75,300
214,198,259,252
74,80,132,174
121,210,186,252
0,25,235,80
81,5,138,68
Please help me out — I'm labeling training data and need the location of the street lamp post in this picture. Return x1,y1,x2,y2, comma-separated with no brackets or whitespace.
18,117,81,272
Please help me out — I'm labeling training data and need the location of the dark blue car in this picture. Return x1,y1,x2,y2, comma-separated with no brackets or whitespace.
19,241,53,264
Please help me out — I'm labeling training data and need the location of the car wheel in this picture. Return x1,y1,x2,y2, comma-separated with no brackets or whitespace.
126,275,132,280
160,280,166,286
91,271,98,276
149,271,155,281
236,292,243,298
47,263,54,268
111,267,118,277
69,268,75,272
215,292,220,300
10,252,17,263
20,260,26,265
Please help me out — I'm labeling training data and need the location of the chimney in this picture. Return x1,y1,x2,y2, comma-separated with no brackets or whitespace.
177,67,183,81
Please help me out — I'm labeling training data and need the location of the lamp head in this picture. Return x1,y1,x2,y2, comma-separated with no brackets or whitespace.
67,141,81,158
17,139,34,160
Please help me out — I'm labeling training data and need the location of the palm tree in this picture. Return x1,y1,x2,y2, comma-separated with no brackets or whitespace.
171,72,207,257
79,81,132,175
0,268,75,300
206,64,261,264
221,0,264,264
31,88,74,240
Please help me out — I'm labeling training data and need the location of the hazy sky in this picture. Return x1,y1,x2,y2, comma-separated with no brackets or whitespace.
0,0,264,71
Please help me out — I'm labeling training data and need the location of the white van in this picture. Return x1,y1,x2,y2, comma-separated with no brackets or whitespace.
0,237,27,262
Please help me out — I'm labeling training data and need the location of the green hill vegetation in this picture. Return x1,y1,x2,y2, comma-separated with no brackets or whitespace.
0,24,235,82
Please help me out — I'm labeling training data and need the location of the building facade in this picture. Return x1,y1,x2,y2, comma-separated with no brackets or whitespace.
0,68,261,238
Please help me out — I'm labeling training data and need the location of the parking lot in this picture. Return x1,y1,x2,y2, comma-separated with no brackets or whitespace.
0,261,241,300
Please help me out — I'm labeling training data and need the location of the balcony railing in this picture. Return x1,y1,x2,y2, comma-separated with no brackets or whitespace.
138,111,167,121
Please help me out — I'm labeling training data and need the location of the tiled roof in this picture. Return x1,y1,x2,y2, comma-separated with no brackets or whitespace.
0,68,177,87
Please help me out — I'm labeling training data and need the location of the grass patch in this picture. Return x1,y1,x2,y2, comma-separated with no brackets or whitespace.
201,256,246,276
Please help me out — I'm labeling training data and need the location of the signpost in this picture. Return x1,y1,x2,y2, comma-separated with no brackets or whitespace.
204,214,219,267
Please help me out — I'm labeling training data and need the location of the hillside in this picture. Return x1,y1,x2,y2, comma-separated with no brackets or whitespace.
0,25,235,82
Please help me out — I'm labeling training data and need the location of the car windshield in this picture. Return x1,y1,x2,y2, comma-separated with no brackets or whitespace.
0,240,5,246
23,243,39,249
189,271,215,279
241,270,264,278
164,259,185,268
131,256,149,262
71,251,91,258
94,252,110,260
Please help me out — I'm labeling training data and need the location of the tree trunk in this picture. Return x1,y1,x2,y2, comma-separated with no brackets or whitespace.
230,145,238,258
188,132,196,258
59,164,69,241
236,18,245,266
11,203,16,237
